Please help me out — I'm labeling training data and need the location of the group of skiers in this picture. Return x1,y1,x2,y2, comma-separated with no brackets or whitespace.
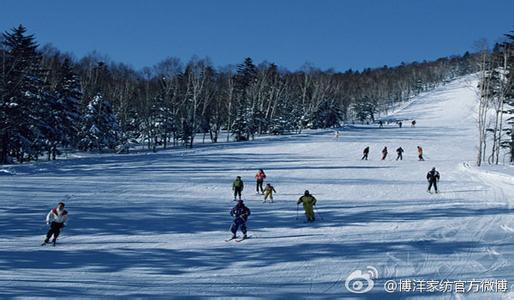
362,145,424,161
42,162,441,244
377,119,416,128
42,162,440,244
233,169,277,203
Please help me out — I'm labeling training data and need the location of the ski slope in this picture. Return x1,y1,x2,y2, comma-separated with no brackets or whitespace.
1,76,513,299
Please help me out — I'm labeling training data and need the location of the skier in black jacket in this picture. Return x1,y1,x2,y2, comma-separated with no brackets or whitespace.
426,167,440,193
396,147,404,160
362,146,370,160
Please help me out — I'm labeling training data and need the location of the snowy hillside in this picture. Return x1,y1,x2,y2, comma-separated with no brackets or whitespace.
1,75,513,299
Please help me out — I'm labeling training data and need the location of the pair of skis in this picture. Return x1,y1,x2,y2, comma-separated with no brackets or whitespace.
225,235,251,242
41,241,57,247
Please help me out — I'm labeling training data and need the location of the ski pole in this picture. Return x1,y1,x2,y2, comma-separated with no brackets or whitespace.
314,206,324,221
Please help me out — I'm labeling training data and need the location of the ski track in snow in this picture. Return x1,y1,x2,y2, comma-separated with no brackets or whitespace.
1,75,514,299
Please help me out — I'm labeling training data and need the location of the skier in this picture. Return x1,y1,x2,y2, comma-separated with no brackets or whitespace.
263,183,277,203
362,146,370,160
232,176,244,201
411,120,416,127
426,167,440,193
297,190,317,222
398,121,403,128
396,147,404,160
381,146,388,160
255,169,266,194
417,146,424,161
229,200,251,240
378,120,383,128
42,202,68,246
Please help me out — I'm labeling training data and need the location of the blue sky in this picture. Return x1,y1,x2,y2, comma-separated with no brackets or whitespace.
0,0,512,71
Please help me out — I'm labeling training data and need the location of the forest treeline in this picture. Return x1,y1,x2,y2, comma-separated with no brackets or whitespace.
0,25,482,164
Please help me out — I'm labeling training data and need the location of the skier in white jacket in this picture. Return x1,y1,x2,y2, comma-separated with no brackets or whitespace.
43,202,68,246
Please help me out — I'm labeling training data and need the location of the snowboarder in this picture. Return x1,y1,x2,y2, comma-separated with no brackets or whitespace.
297,190,317,222
417,146,424,161
263,183,277,203
233,176,244,201
42,202,68,246
426,167,440,193
255,169,266,194
362,146,370,160
411,120,416,127
396,147,404,160
381,146,388,160
229,200,251,239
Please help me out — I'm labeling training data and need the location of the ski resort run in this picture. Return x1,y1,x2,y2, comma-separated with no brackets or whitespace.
1,75,513,298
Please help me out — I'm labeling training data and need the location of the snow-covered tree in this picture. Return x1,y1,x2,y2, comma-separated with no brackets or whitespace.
55,58,82,148
0,25,56,163
310,101,343,128
145,94,175,151
230,58,258,141
352,96,377,123
231,113,250,141
78,94,120,151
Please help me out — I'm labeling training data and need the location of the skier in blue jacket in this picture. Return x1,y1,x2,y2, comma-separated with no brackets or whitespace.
230,200,251,239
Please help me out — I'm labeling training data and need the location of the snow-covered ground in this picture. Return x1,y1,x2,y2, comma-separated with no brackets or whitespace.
1,76,513,299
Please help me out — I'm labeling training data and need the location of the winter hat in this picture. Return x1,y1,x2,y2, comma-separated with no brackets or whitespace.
304,190,310,196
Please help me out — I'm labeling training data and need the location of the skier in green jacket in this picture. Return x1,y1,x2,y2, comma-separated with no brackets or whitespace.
232,176,244,201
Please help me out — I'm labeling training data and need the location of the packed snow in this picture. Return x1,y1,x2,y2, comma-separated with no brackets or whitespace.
1,76,513,299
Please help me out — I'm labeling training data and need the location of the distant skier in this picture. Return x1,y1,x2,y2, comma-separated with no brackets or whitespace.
381,146,388,160
426,167,440,193
233,176,244,201
255,169,266,194
411,120,416,127
417,146,424,161
362,146,370,160
263,183,277,203
334,131,341,139
297,190,317,222
398,121,403,128
378,120,383,128
396,147,404,160
229,200,251,240
42,202,68,246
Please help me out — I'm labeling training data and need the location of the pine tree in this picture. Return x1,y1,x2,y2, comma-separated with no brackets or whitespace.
147,94,175,151
0,25,55,163
231,57,257,141
78,94,120,151
310,101,343,128
353,96,377,123
231,114,249,141
55,58,82,149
